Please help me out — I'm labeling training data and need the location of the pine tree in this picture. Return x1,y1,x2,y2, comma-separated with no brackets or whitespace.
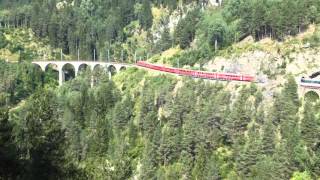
16,89,74,179
301,101,320,150
179,150,193,179
252,155,279,180
205,154,221,180
271,76,301,172
236,123,262,178
139,0,153,30
182,107,200,159
156,27,172,52
261,118,276,155
113,95,134,129
192,145,207,180
0,30,8,48
140,125,161,180
226,87,253,144
174,8,200,49
139,88,158,138
272,141,293,179
0,108,20,179
174,18,190,49
200,90,231,149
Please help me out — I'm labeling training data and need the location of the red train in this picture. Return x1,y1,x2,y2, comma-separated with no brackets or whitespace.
136,61,255,82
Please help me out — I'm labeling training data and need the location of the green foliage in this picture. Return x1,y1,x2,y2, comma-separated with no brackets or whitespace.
2,0,320,179
1,62,320,179
174,8,201,49
226,87,253,143
138,0,153,30
197,11,233,51
155,27,172,52
0,30,8,48
0,108,20,179
301,101,320,149
291,171,312,180
113,94,134,129
168,47,214,67
13,88,78,179
0,60,45,106
304,27,320,47
224,0,320,40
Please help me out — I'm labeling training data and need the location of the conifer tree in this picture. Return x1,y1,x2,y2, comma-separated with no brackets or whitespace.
301,101,320,150
0,108,20,179
156,27,172,52
236,123,261,178
205,154,221,180
261,118,276,155
226,87,253,144
179,150,193,179
16,89,74,179
139,88,158,138
192,145,207,180
139,0,153,30
140,125,161,180
113,95,134,129
272,141,293,179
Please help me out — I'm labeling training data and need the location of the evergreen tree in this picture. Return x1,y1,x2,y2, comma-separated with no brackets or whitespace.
261,118,276,155
301,101,320,150
252,156,279,180
156,26,172,52
272,141,293,179
0,108,20,179
16,89,74,179
236,123,261,178
139,88,158,138
113,94,134,129
226,87,253,144
174,8,200,49
140,125,161,180
0,30,8,48
192,145,207,180
179,150,193,179
139,0,153,30
204,154,221,180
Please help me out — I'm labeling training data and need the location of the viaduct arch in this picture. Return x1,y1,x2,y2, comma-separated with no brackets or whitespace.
32,61,130,86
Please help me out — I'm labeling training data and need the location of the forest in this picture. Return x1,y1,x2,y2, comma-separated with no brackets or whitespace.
1,0,320,61
1,60,319,179
0,0,320,179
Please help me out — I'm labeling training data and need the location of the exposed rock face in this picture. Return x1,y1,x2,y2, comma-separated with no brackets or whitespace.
204,44,320,100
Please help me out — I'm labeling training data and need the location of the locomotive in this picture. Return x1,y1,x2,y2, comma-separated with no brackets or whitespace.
136,61,255,82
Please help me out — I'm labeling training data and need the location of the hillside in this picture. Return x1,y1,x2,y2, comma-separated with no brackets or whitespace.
0,28,71,62
1,1,320,180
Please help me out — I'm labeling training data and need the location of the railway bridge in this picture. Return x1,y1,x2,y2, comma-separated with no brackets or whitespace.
298,76,320,100
32,60,255,86
32,61,131,86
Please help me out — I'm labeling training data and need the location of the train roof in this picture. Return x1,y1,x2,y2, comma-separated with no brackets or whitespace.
138,61,254,77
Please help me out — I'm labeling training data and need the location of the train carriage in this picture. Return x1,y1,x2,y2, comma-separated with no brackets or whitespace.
136,61,255,82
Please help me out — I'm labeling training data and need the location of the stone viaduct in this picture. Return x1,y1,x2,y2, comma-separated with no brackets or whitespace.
32,61,131,86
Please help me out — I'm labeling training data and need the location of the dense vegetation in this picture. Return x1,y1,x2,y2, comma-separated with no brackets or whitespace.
1,0,320,179
0,60,319,179
1,0,320,63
